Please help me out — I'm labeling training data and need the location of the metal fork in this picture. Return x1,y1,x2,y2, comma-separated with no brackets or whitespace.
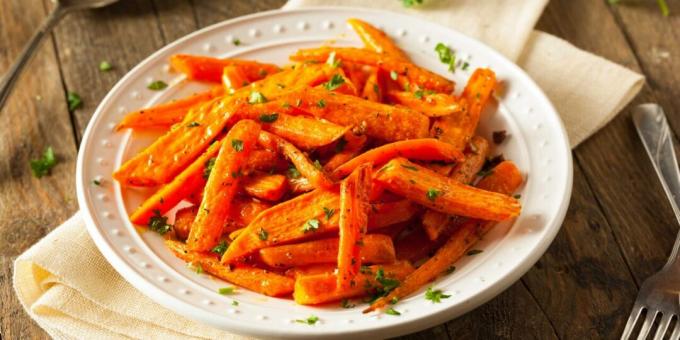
625,104,680,340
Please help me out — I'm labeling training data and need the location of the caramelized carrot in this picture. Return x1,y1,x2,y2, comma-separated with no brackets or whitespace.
361,69,383,102
324,132,367,173
394,227,441,263
243,173,288,201
347,18,409,60
222,65,249,93
341,63,371,92
170,54,280,83
187,120,261,252
173,206,197,241
337,164,372,290
386,90,463,117
286,264,337,278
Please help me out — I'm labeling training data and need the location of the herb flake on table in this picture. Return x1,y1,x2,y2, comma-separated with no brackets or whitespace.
92,179,101,186
425,287,450,303
30,146,57,178
147,80,168,91
99,61,113,72
67,92,82,111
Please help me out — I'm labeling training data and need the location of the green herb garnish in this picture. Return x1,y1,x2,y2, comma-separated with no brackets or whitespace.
295,315,319,325
232,300,239,306
401,164,418,171
147,80,168,91
434,43,456,72
446,266,456,274
248,91,267,104
231,139,244,152
425,287,451,303
92,179,101,186
187,121,200,127
287,165,301,179
99,61,113,72
400,0,423,7
67,92,82,111
148,210,172,235
323,207,335,220
390,70,398,80
414,90,424,99
426,188,441,201
258,228,268,241
233,38,241,46
30,147,57,178
317,99,326,108
211,240,228,256
323,74,345,91
203,157,216,179
303,219,320,233
218,287,235,295
259,113,279,123
385,308,401,316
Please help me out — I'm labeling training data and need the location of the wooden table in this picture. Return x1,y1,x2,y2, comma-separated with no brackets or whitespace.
0,0,677,338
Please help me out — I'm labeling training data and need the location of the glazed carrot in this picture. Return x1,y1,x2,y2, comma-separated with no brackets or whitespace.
166,240,294,297
129,139,223,225
333,139,463,179
341,63,371,92
361,69,383,102
431,68,496,151
117,87,224,130
242,173,288,201
365,161,522,312
287,176,315,194
324,132,367,173
257,131,334,189
259,234,395,268
386,90,463,117
291,47,454,93
337,163,372,290
170,54,280,83
328,71,359,96
375,221,410,240
187,120,261,252
250,110,350,150
173,206,197,241
222,189,418,263
375,158,521,221
286,264,337,278
222,65,249,93
394,227,441,263
347,18,409,61
172,198,271,239
294,261,414,305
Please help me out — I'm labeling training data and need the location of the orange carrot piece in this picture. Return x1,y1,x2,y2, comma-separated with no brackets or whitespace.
341,63,371,92
291,47,454,93
170,54,280,83
431,68,496,151
229,228,244,240
347,18,409,61
361,69,383,102
257,131,334,189
333,139,463,179
286,264,337,278
324,132,367,173
173,206,197,241
222,65,249,93
243,173,288,201
287,176,315,194
187,120,261,251
166,240,294,297
365,162,522,312
386,90,463,117
222,188,418,264
294,261,414,305
117,87,224,130
394,227,441,263
259,234,395,268
337,163,372,290
375,158,521,221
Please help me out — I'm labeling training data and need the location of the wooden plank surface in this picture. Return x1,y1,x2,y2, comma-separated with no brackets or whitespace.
0,0,677,339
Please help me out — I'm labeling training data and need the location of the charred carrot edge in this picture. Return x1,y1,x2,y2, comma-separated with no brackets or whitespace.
347,18,410,61
242,173,288,201
375,158,521,221
259,234,395,268
386,90,463,117
294,261,414,305
222,65,249,93
166,240,294,297
337,163,373,290
257,131,334,189
173,206,198,241
170,54,281,83
333,138,464,179
324,132,367,173
291,47,454,93
394,227,442,263
187,120,261,252
365,161,522,312
117,87,224,130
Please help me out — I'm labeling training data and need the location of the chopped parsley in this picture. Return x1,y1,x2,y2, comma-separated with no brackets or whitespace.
400,164,418,171
414,89,425,99
248,91,267,104
492,130,507,144
390,70,398,80
514,194,522,199
148,210,172,235
446,266,456,274
317,99,326,108
232,300,239,306
259,113,279,123
434,43,456,72
375,268,400,293
258,228,269,241
258,69,268,77
67,92,82,111
211,240,228,256
467,249,483,256
203,157,216,179
303,219,320,233
232,38,241,46
231,139,244,152
186,121,200,127
334,137,347,153
147,80,168,91
218,287,235,295
400,0,424,7
385,308,401,316
30,146,57,178
341,299,355,308
426,188,441,201
92,179,101,186
287,165,301,179
188,262,203,274
326,51,341,68
461,61,470,71
99,61,113,72
323,74,345,91
323,207,335,220
295,315,319,325
425,287,450,303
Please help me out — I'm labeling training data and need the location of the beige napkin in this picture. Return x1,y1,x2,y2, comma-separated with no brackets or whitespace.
13,1,644,339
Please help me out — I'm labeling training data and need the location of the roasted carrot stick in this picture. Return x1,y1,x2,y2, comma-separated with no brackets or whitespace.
166,240,294,297
386,90,463,117
175,198,271,241
117,87,224,130
173,206,197,241
286,264,337,278
187,120,261,252
375,158,521,221
242,173,288,201
323,132,367,173
347,18,409,61
170,54,281,83
341,62,371,92
257,131,334,189
361,69,383,102
259,234,395,268
337,163,372,290
291,47,454,93
394,227,441,263
294,261,414,305
332,139,463,179
365,161,522,312
222,65,249,93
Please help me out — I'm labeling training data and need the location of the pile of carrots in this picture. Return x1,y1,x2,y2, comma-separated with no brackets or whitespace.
114,18,522,313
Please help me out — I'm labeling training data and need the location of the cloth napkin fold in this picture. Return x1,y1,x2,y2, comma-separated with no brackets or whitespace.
13,1,644,339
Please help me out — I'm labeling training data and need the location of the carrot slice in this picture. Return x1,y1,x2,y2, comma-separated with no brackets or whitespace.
222,65,249,93
333,139,463,179
337,163,372,290
394,227,441,263
286,264,337,278
117,87,224,130
324,132,367,173
364,161,522,312
291,47,454,93
375,158,521,221
431,68,496,151
166,240,293,297
294,261,414,305
259,234,395,268
187,120,261,251
341,63,371,92
347,18,409,61
386,90,463,117
170,54,280,83
257,131,334,189
361,69,384,102
242,173,288,201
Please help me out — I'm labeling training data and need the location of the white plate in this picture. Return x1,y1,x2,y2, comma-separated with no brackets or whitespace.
76,7,572,339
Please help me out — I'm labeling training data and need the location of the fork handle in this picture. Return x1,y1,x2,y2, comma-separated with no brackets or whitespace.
633,104,680,271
